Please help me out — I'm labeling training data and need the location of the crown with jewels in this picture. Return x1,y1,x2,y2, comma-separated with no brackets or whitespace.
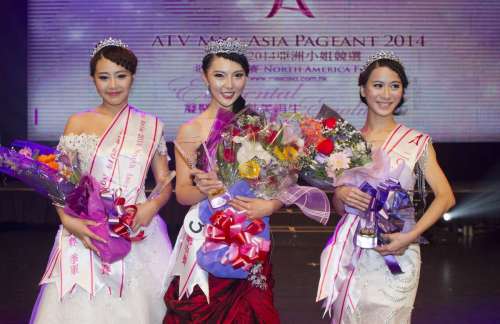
91,37,129,58
361,50,402,71
205,37,248,55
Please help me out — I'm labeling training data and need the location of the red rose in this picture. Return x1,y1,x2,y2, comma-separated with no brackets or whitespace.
231,127,241,137
322,117,337,129
316,138,335,155
265,130,279,144
243,124,260,140
243,124,260,133
223,148,236,163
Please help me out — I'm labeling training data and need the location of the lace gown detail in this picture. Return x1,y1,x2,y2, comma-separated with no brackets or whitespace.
30,134,172,324
340,245,421,324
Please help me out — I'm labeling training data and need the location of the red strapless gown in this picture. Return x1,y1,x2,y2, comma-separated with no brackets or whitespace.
163,261,279,324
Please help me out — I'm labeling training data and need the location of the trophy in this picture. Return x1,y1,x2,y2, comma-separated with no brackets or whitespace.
356,182,378,249
174,137,231,209
200,142,232,209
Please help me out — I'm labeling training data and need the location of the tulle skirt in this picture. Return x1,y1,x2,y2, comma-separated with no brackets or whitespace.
30,216,172,324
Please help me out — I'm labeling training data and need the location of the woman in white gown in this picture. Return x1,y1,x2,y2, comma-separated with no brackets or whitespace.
316,51,455,323
30,38,173,324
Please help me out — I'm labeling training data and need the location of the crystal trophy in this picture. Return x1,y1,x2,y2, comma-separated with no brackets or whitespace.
174,137,231,209
356,182,378,249
201,142,232,209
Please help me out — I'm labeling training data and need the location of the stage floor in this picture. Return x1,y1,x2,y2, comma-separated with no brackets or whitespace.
1,224,499,324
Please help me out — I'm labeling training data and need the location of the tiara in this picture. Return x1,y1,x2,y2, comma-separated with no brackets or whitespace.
205,38,248,55
91,37,128,58
361,50,402,71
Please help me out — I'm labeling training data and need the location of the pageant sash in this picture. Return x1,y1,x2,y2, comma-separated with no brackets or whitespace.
381,124,430,171
41,105,163,299
89,104,163,204
165,204,210,303
316,124,430,321
40,228,125,300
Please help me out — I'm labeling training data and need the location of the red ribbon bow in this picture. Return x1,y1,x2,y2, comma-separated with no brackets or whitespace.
109,197,145,242
204,208,270,270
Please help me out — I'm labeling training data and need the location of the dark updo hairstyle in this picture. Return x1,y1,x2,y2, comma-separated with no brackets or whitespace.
202,52,250,114
358,58,408,115
90,46,138,76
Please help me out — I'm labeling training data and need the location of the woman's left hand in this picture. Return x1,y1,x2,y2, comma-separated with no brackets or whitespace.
374,231,417,256
228,196,279,220
132,202,157,232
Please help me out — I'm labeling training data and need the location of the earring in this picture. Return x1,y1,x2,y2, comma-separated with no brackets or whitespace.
205,85,210,96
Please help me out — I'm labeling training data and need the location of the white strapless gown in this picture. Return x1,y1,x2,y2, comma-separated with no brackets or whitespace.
30,134,172,324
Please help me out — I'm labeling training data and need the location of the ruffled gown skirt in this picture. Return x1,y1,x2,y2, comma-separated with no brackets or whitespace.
30,216,172,324
164,260,280,324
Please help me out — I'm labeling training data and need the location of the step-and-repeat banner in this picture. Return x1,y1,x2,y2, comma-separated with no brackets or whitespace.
28,1,500,142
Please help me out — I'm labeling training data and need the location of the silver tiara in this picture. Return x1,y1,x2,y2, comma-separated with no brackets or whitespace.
361,50,402,71
91,37,128,58
205,38,248,55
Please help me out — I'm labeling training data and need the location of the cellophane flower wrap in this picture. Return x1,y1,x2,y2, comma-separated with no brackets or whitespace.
297,105,372,189
196,108,330,279
0,140,143,263
196,180,271,279
0,140,78,206
196,109,285,278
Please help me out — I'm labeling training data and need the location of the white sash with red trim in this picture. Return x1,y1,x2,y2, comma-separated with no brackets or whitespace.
164,204,210,303
316,124,429,321
89,105,162,204
381,124,430,174
40,105,163,300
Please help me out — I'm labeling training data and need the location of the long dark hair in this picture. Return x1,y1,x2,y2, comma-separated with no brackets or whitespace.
358,59,408,115
202,52,250,114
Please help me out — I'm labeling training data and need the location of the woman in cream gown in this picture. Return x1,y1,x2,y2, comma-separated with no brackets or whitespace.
30,38,172,324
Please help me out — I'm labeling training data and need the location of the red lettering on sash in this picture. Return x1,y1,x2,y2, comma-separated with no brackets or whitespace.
409,134,423,146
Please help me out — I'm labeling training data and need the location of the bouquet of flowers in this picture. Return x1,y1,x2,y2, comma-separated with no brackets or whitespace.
0,140,78,205
215,111,308,199
0,140,150,263
192,108,330,281
297,105,372,189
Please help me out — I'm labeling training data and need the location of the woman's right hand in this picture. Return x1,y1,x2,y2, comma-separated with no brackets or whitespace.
190,168,224,196
60,213,107,255
334,185,372,212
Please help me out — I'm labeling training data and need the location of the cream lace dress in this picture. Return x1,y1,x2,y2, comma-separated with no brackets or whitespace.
30,134,172,324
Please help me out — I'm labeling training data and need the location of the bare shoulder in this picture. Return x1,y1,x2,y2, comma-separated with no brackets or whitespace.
176,117,204,141
63,110,99,135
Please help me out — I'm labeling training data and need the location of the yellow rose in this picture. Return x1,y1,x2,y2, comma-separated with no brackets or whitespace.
274,145,298,161
284,145,298,161
273,146,286,161
238,160,261,179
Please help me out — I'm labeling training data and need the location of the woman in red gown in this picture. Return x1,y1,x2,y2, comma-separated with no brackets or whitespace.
163,38,281,324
